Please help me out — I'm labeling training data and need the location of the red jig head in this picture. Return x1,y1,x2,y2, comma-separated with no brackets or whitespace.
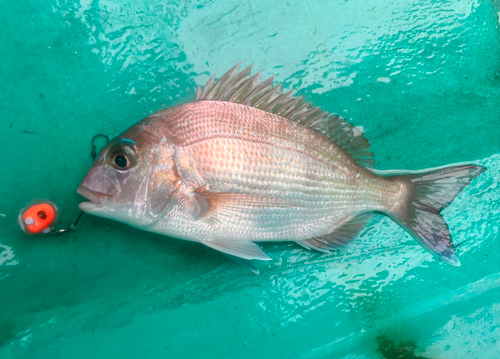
18,200,59,235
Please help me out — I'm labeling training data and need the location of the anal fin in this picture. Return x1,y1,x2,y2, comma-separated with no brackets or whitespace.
297,214,373,253
203,240,271,261
221,253,260,274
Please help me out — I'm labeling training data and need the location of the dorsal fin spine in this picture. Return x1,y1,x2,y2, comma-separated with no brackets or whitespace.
253,82,281,108
239,71,264,103
209,63,241,100
262,84,285,111
272,91,295,116
281,102,303,118
216,63,249,100
228,77,255,102
295,107,322,124
200,74,216,100
246,76,275,106
277,96,302,117
267,90,294,113
275,91,295,112
221,65,253,101
302,113,324,126
228,71,261,102
307,116,325,128
287,102,310,120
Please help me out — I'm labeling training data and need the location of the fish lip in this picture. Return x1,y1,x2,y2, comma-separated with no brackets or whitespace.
77,186,108,209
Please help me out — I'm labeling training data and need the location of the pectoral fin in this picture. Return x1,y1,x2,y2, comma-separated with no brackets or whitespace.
202,240,271,261
194,190,293,222
297,213,373,253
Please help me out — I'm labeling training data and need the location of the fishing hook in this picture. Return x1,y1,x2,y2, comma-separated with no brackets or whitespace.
91,133,110,160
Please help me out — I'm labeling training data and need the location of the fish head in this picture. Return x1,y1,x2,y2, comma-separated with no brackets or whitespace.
77,123,177,227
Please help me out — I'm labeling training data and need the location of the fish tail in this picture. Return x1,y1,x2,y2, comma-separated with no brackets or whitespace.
385,165,486,266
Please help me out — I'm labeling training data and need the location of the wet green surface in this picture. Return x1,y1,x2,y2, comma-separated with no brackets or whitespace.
1,0,499,358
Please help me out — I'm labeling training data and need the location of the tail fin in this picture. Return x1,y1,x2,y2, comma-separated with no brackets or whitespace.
386,165,486,266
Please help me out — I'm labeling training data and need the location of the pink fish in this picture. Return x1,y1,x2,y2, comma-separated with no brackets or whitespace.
78,63,485,269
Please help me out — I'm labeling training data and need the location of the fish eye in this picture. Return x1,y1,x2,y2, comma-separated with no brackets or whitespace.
107,139,138,170
113,154,129,169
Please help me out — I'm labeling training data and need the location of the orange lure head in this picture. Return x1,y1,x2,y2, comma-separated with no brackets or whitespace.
18,201,58,235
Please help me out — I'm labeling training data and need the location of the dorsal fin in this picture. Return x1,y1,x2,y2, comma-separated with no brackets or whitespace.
195,63,374,168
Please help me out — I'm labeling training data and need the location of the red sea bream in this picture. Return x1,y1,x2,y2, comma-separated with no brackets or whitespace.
77,64,486,269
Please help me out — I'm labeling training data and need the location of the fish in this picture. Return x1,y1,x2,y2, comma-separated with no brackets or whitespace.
77,63,486,270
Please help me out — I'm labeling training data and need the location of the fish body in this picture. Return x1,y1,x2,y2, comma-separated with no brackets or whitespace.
78,64,485,267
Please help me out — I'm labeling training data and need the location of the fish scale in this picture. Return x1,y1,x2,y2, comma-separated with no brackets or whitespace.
181,138,372,210
150,102,343,168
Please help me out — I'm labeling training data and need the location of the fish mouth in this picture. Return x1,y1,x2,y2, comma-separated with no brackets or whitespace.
77,186,108,211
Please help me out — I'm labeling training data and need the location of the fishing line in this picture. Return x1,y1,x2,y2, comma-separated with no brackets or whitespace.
19,133,110,235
